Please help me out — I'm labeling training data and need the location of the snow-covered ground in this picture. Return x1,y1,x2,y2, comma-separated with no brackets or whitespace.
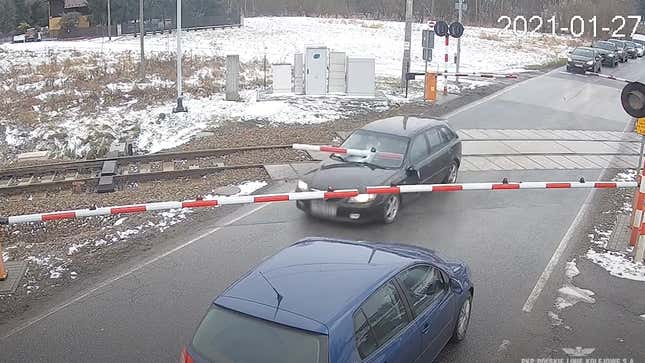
0,17,574,158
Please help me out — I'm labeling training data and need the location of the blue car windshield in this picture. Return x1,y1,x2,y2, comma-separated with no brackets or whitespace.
341,130,409,168
192,305,328,363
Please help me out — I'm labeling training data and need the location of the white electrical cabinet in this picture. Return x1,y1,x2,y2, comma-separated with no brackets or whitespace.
346,58,375,97
294,53,304,94
272,64,292,94
328,52,347,94
305,47,328,95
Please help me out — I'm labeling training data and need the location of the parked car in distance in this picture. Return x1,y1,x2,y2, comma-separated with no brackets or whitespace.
607,39,634,61
11,28,42,43
567,47,602,73
295,117,462,224
182,237,474,363
626,41,644,57
592,41,619,67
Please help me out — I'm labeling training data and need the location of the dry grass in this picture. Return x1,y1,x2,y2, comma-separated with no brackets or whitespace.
479,32,502,41
0,51,262,133
361,22,384,29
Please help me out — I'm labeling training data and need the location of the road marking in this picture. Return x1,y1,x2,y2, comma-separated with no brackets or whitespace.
0,203,271,340
522,120,634,313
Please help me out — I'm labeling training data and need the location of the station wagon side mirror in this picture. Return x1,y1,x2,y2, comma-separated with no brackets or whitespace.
449,278,464,294
406,166,420,179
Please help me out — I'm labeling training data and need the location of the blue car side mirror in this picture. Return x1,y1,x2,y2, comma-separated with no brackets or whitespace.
450,278,464,294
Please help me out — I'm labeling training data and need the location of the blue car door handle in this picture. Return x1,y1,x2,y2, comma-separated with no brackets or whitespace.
421,322,430,334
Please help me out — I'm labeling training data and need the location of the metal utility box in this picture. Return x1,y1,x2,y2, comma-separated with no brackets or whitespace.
346,58,375,97
294,53,304,94
305,47,328,95
328,52,347,94
272,64,292,94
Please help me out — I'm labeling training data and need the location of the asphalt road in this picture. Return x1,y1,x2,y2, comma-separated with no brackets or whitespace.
1,59,644,362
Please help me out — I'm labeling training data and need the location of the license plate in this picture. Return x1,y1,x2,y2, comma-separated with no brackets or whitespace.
310,200,337,218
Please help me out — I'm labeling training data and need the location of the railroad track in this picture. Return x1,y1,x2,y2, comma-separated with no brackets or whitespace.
0,145,307,194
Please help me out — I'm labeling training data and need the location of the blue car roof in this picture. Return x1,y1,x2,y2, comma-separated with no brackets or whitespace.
215,238,446,333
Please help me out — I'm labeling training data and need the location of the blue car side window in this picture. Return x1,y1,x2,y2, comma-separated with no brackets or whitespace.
353,281,410,359
398,265,448,316
353,309,378,359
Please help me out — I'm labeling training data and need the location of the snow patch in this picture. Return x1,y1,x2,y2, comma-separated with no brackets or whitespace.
586,249,645,281
555,258,596,311
68,241,91,255
565,259,580,279
497,339,511,352
2,251,8,262
114,217,128,226
613,169,637,182
548,311,563,326
555,285,596,309
49,265,67,279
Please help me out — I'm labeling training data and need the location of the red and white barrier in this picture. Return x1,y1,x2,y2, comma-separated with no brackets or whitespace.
293,144,404,160
583,72,632,84
0,180,636,225
435,72,518,79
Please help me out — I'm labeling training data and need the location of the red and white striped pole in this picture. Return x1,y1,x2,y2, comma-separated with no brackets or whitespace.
0,181,636,225
629,157,645,248
444,35,449,95
434,72,519,79
631,156,645,263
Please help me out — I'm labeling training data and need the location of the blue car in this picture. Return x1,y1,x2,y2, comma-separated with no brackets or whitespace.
182,238,474,363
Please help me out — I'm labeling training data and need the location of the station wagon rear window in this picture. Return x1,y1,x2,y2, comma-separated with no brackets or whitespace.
192,305,328,363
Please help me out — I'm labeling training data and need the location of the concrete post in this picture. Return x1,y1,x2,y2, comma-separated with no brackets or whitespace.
400,0,413,88
226,55,240,101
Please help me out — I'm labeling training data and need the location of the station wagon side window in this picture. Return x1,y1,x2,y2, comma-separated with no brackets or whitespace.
408,134,429,164
352,281,410,359
425,128,445,153
439,127,456,143
397,265,449,317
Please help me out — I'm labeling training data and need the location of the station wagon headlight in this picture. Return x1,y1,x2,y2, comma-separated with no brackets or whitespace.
348,194,376,203
586,60,593,65
297,180,308,191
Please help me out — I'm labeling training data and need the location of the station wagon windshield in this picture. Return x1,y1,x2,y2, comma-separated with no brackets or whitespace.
340,130,409,168
192,305,328,363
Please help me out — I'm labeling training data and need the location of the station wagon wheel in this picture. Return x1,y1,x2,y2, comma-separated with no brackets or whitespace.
444,161,459,184
382,195,400,224
451,294,472,343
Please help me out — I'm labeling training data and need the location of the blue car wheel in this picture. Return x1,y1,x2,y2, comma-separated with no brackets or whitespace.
451,293,472,343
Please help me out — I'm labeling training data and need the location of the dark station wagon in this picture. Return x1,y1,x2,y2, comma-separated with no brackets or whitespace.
296,117,462,224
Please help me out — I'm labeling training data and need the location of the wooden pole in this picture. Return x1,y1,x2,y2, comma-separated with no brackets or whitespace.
0,228,7,281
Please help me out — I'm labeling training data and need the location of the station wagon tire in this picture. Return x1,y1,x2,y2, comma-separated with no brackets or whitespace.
382,195,400,224
444,161,459,184
451,293,472,343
